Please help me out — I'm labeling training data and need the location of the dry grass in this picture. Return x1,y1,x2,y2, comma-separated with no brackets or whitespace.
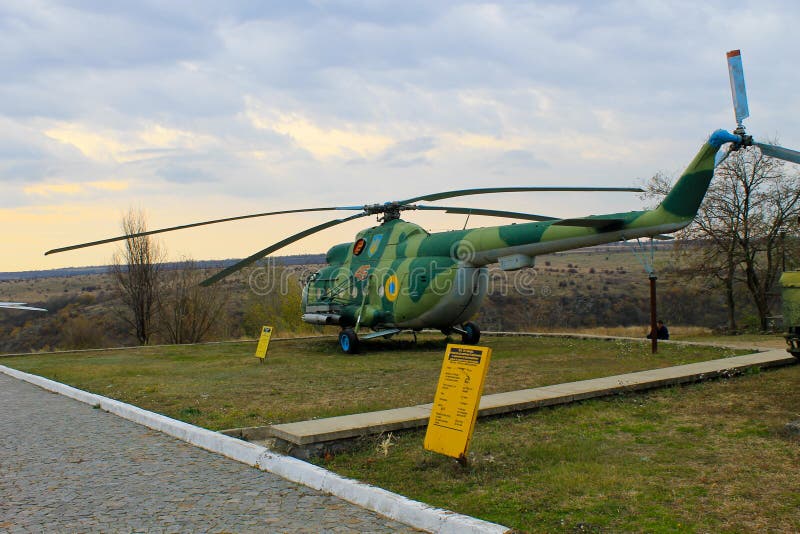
554,324,714,338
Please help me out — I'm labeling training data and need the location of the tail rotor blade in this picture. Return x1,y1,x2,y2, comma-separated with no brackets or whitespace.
755,142,800,165
727,49,750,127
714,144,732,167
722,50,800,166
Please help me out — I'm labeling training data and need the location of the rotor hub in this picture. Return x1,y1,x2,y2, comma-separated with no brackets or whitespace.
362,202,418,222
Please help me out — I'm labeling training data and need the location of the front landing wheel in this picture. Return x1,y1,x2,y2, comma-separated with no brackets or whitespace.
339,328,360,354
461,322,481,345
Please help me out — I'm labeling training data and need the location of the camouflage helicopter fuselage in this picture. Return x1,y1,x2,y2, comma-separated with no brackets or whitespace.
302,134,725,332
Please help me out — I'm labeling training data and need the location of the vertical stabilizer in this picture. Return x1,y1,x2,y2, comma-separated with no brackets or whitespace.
658,130,739,219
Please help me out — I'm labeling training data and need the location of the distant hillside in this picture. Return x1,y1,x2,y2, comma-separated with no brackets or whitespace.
4,240,677,281
0,254,326,281
2,242,745,355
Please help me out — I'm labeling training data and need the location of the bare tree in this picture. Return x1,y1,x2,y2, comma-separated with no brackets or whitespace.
157,258,229,344
719,146,800,330
641,173,741,327
673,171,742,332
112,209,164,345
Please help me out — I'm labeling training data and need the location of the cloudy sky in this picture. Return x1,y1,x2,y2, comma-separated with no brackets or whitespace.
2,0,799,272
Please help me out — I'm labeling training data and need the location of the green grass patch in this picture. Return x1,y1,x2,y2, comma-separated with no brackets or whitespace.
1,335,745,430
319,365,800,532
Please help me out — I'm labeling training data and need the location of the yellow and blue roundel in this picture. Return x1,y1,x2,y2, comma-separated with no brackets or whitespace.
384,274,400,301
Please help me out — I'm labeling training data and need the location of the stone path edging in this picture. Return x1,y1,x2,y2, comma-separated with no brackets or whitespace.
0,364,509,534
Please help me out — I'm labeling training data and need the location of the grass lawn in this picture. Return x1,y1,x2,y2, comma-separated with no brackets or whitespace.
2,334,746,431
319,364,800,532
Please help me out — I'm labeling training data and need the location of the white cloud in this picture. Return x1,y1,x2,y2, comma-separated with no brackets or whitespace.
24,180,129,196
1,1,800,270
245,101,395,159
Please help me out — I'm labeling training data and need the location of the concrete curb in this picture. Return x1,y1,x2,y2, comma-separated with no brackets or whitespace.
0,364,509,534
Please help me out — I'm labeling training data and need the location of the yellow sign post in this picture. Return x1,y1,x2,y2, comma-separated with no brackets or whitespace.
424,343,492,463
254,325,274,362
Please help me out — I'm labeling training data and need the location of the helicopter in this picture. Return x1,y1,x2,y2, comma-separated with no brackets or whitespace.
46,50,800,353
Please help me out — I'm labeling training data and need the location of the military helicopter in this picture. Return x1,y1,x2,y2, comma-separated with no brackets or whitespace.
46,50,800,353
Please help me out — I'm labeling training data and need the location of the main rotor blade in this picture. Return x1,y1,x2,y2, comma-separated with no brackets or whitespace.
398,186,644,205
44,206,363,255
727,49,750,127
756,142,800,165
415,205,558,221
199,212,370,286
0,303,47,311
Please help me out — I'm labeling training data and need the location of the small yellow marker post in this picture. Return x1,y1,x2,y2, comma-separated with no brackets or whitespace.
424,343,492,464
254,326,274,363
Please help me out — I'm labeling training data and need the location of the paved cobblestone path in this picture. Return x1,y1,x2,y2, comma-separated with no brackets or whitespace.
0,374,418,533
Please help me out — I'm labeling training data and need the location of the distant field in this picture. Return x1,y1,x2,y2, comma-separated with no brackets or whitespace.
0,334,748,430
2,244,742,353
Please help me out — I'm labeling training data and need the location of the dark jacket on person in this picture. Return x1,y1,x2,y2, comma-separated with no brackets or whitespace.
647,325,669,340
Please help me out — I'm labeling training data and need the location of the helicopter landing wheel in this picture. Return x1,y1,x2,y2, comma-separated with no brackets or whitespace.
339,328,360,354
460,322,481,345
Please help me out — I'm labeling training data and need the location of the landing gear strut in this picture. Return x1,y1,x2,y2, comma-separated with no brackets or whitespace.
338,328,360,354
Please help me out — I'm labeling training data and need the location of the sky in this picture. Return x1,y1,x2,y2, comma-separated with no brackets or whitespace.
2,0,799,272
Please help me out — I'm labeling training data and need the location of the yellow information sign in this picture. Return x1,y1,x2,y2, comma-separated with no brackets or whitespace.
424,343,492,461
254,325,274,361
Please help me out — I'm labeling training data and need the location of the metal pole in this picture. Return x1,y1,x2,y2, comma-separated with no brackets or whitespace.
649,273,658,354
781,231,787,272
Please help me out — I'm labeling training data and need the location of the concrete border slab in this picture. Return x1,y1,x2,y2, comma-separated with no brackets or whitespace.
270,350,797,449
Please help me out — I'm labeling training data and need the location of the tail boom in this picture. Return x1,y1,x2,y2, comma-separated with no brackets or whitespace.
414,133,726,268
